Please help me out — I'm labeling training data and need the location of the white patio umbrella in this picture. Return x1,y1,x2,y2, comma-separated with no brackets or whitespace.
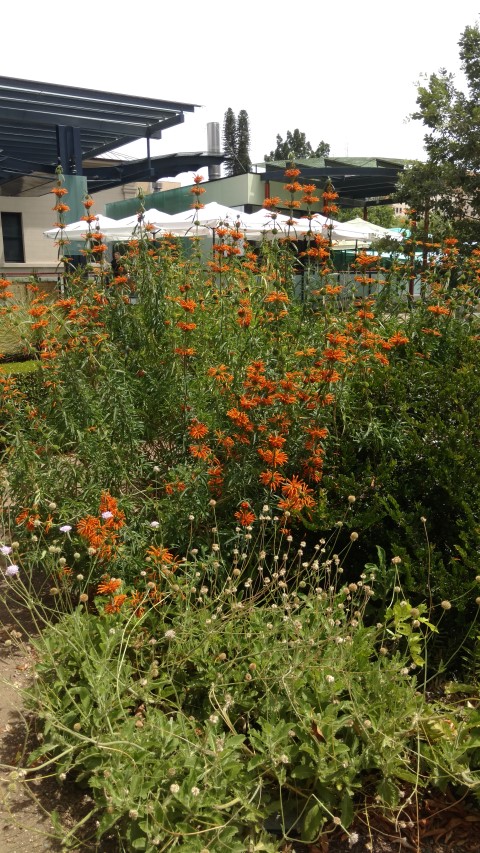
163,202,249,236
100,209,175,241
44,214,119,240
294,215,374,242
338,217,403,242
243,208,311,240
244,210,365,242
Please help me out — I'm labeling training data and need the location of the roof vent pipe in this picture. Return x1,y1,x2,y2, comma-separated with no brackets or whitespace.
207,122,222,180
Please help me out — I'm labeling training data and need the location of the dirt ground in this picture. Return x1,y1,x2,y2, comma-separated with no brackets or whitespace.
0,586,105,852
1,583,480,853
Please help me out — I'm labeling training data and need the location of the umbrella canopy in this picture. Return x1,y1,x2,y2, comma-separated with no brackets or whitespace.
163,202,249,236
100,209,175,241
44,214,119,241
113,208,174,228
339,216,403,241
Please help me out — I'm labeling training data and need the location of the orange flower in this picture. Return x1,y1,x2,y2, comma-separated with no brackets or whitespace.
189,443,211,460
97,578,122,595
263,196,281,208
264,291,289,304
147,545,177,566
259,470,283,491
322,348,348,363
284,181,303,194
175,347,196,357
388,332,409,346
176,298,197,313
267,433,286,448
105,594,127,613
427,305,451,316
188,420,209,439
234,502,256,526
257,447,288,467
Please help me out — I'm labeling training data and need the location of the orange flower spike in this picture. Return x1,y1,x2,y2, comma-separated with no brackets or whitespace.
263,196,281,209
188,420,209,439
176,298,197,313
234,502,256,527
50,186,69,197
97,578,122,595
105,594,127,614
147,545,178,566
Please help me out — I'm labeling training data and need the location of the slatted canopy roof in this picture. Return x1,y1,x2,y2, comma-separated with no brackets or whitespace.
262,157,405,208
0,76,223,196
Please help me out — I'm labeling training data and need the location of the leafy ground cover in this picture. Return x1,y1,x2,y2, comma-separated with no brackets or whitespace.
1,170,480,850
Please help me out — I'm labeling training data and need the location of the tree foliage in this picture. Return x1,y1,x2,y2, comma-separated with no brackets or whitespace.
335,205,397,228
222,107,237,177
402,23,480,248
236,109,252,174
265,129,330,162
222,107,252,176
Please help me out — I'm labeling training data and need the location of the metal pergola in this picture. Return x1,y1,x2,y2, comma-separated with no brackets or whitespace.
262,157,405,209
0,76,223,196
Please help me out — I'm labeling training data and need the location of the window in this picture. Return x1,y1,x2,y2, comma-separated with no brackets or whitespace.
1,212,25,262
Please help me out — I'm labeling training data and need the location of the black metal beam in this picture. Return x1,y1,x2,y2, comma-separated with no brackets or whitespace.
0,76,197,116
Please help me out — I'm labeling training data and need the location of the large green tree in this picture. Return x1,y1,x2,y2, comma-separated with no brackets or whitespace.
236,109,252,174
265,129,330,162
402,23,480,248
222,107,237,177
222,108,252,176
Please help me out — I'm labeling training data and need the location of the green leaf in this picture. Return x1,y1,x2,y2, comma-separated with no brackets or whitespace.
341,792,354,828
376,778,400,807
302,801,324,841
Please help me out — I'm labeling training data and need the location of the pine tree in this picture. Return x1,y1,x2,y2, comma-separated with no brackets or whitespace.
235,109,252,174
222,108,237,177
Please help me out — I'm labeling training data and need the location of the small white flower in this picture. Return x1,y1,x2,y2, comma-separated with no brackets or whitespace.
164,629,176,640
0,545,12,556
191,786,200,797
326,674,335,684
59,525,72,533
169,783,180,794
5,564,19,577
149,520,160,528
101,511,113,520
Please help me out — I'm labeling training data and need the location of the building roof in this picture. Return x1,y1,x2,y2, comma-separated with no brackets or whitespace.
0,76,223,195
261,157,405,207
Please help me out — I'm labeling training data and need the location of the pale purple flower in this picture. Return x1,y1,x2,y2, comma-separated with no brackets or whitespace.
101,511,113,520
0,545,12,556
149,521,160,528
59,525,72,533
5,564,19,577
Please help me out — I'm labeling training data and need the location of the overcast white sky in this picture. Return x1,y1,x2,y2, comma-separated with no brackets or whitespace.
2,1,479,183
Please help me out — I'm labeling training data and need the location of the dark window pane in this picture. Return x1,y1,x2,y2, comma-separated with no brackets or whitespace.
1,212,25,262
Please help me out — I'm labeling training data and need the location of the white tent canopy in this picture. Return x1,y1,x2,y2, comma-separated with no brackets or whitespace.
339,216,403,241
99,209,175,241
164,202,248,235
44,214,119,240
